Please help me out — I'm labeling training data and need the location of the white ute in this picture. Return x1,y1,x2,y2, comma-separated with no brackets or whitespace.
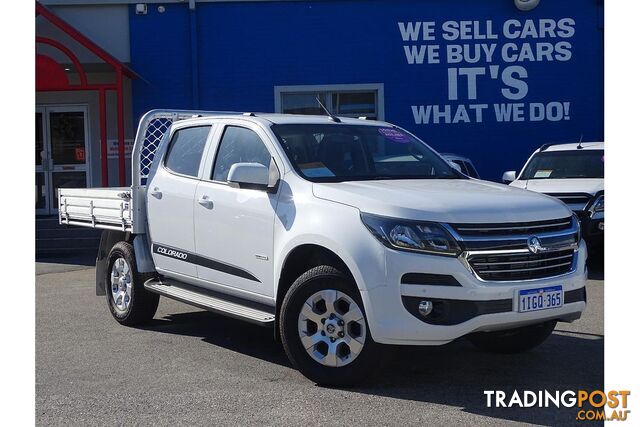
503,142,604,256
59,110,587,385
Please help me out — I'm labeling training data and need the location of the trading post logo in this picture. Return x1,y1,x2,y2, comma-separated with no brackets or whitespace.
484,390,631,421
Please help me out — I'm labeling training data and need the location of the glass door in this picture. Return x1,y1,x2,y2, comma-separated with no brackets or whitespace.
35,108,50,215
36,105,90,215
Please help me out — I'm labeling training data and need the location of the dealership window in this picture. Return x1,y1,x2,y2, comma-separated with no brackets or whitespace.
275,84,384,120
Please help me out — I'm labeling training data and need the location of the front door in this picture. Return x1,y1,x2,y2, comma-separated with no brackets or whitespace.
194,123,279,297
36,105,90,215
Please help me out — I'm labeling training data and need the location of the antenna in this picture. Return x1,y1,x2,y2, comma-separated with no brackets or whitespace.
577,134,584,149
316,95,341,123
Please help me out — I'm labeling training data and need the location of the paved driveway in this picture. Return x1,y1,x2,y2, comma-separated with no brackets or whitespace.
36,256,603,426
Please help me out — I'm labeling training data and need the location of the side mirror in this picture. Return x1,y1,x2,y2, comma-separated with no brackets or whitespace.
228,161,280,191
448,161,462,173
502,171,517,184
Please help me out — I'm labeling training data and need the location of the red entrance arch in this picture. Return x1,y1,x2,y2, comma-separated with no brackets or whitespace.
36,1,138,186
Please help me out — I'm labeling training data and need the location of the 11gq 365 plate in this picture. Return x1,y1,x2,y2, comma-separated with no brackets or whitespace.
518,285,563,313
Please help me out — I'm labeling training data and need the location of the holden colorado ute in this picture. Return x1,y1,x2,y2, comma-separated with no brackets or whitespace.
59,110,587,385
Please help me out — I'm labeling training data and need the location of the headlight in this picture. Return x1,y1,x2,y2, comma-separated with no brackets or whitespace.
589,195,604,213
572,212,582,243
360,213,461,256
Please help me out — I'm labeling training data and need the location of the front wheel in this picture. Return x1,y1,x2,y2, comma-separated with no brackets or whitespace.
279,265,381,386
467,320,557,354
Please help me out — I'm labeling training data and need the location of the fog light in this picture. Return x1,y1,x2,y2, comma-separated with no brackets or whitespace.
418,300,433,317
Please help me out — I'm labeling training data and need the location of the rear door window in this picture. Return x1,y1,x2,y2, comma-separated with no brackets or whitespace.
164,126,211,177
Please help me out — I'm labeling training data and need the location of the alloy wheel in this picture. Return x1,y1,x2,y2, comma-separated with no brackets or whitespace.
110,257,132,313
297,289,367,367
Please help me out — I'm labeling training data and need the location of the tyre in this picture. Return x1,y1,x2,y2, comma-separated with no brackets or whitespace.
106,241,159,326
279,265,381,386
467,320,557,354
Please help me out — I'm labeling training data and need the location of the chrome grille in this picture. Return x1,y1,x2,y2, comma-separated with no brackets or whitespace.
543,193,592,210
451,217,573,237
466,249,575,281
448,217,579,282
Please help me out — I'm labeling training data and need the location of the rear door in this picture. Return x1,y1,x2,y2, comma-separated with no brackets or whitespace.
194,121,280,297
147,125,213,278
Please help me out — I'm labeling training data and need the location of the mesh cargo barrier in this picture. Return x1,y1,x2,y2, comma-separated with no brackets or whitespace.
139,117,172,185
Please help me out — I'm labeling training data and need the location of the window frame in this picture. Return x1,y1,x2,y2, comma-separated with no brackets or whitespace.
274,83,385,120
451,159,469,176
162,124,213,180
201,121,281,187
209,125,273,183
464,161,480,178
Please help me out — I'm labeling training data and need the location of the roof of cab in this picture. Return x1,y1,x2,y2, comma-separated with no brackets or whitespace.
257,113,390,126
173,113,390,127
538,141,604,152
440,153,472,162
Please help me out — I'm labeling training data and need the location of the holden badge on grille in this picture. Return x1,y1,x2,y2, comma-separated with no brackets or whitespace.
527,236,546,254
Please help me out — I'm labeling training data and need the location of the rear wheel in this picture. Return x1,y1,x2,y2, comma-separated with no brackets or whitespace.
280,265,381,386
106,241,159,326
467,320,557,354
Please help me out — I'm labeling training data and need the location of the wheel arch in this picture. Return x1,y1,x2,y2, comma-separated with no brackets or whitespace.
274,243,359,341
96,231,157,296
95,230,132,296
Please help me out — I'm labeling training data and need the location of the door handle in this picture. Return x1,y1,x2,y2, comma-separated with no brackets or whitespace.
198,195,214,209
150,187,162,199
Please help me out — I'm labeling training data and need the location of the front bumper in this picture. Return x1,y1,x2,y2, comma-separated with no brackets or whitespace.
359,240,588,346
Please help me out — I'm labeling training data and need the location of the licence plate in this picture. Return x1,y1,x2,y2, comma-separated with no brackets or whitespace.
518,285,563,313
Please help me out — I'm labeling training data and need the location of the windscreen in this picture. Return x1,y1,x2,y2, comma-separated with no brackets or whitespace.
521,150,604,180
270,124,461,182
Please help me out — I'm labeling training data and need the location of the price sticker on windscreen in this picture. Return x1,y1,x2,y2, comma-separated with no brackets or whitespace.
534,169,552,178
378,127,410,143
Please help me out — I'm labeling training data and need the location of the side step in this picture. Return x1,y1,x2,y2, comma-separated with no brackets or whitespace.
144,279,275,327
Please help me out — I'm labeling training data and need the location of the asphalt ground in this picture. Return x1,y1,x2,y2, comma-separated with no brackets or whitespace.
36,254,604,426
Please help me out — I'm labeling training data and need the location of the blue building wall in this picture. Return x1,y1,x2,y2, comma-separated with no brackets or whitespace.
130,0,604,181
